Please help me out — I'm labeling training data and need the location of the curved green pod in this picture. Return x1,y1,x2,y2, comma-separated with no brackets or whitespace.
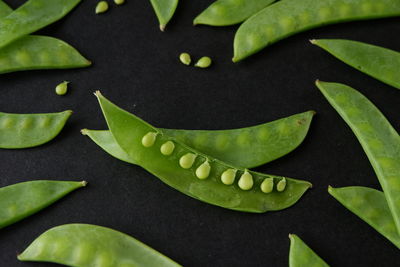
0,110,72,149
0,180,86,229
317,81,400,234
233,0,400,62
329,186,400,249
83,111,314,168
18,224,181,266
289,234,329,267
149,0,179,31
312,39,400,90
96,92,311,213
0,0,81,49
193,0,276,26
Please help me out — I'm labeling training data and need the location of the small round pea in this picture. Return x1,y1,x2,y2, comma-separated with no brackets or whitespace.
261,178,274,193
160,141,175,155
141,132,157,147
196,161,211,179
277,177,287,192
179,153,197,169
114,0,125,5
179,53,191,65
96,1,109,14
221,169,236,185
195,56,212,68
55,81,69,96
238,171,253,190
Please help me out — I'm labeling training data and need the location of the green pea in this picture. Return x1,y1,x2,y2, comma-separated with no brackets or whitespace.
195,56,212,68
0,180,86,229
160,140,175,155
142,132,157,147
238,171,253,190
96,1,109,14
179,52,191,65
149,0,179,31
18,224,181,266
196,160,211,179
114,0,125,5
277,177,287,192
289,234,329,267
260,178,274,193
55,81,69,96
221,169,236,185
179,153,197,169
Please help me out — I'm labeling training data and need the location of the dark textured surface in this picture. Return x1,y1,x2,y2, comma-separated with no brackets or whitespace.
0,1,399,266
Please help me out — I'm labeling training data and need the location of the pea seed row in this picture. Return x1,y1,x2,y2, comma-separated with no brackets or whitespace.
179,53,212,68
95,0,126,15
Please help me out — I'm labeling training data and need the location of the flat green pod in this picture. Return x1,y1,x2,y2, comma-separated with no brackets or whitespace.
149,0,179,31
95,92,311,213
0,110,72,149
289,234,329,267
0,180,86,229
312,39,400,90
193,0,276,26
329,186,400,249
233,0,400,62
18,224,181,266
317,81,400,234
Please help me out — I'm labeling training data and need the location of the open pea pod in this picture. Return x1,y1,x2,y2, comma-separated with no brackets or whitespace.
149,0,179,31
312,39,400,90
329,186,400,249
317,81,400,234
82,110,314,168
18,224,181,266
0,180,86,229
96,92,311,213
289,234,329,267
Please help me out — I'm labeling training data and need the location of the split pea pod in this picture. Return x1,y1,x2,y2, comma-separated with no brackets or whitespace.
317,81,400,234
149,0,179,31
0,110,71,149
0,0,81,49
194,0,276,26
289,234,329,267
0,180,86,229
233,0,400,62
18,224,181,266
95,92,311,213
83,110,315,168
312,39,400,90
329,186,400,249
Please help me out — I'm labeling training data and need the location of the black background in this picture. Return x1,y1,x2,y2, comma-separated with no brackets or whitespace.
1,0,400,266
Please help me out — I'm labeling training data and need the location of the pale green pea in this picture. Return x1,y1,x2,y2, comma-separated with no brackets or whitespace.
261,178,274,193
195,56,212,68
160,141,175,155
179,53,191,65
238,171,253,190
55,81,69,96
221,169,236,185
179,153,197,169
96,1,109,14
277,177,287,192
141,132,157,147
114,0,125,5
195,161,211,179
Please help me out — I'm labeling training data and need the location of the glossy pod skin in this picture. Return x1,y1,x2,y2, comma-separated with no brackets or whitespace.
317,81,400,233
0,180,85,229
83,111,315,168
233,0,400,62
0,0,81,49
18,224,181,267
329,186,400,249
289,234,329,267
312,39,400,90
193,0,276,26
149,0,179,31
96,92,311,213
0,110,71,149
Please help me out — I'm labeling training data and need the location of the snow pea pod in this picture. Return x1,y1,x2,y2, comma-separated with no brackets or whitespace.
193,0,276,26
289,234,329,267
149,0,179,31
0,180,85,229
329,186,400,249
18,224,181,266
0,110,71,149
96,92,311,213
317,81,400,234
233,0,400,62
83,110,314,168
312,39,400,90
